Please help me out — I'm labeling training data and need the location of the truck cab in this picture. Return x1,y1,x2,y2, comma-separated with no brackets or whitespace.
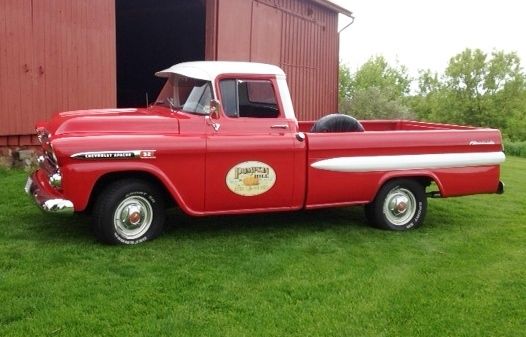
155,62,306,213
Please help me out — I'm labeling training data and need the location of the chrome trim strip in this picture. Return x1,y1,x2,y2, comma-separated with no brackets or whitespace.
311,151,506,173
71,150,156,160
71,150,140,159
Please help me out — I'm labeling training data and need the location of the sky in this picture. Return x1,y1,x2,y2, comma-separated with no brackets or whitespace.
331,0,526,77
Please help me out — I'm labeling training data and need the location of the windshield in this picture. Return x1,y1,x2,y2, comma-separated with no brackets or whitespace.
155,75,213,115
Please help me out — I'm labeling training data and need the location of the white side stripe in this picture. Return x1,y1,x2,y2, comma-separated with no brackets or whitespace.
311,152,506,173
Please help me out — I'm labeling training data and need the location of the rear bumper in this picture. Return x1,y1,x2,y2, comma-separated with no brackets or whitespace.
25,171,74,214
497,181,505,194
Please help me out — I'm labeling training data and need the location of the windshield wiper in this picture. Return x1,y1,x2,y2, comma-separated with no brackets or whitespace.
166,97,178,110
154,97,180,110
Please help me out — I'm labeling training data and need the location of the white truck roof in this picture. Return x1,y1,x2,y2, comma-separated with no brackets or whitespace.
155,61,286,82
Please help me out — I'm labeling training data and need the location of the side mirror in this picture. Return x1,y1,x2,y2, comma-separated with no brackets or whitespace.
209,99,221,119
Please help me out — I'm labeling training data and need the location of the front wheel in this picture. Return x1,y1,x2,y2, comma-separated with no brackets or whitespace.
365,179,427,231
93,179,166,244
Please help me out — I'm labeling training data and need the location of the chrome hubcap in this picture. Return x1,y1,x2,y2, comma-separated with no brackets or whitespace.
383,188,416,226
114,196,153,240
128,210,142,225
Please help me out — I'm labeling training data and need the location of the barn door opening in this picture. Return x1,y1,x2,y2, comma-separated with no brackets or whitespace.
116,0,206,107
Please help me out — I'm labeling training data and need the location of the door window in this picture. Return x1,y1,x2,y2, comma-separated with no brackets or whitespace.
219,79,279,118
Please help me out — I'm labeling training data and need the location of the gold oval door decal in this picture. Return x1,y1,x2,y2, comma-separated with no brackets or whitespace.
226,161,277,196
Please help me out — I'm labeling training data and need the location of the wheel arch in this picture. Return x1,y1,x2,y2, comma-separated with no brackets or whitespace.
372,171,444,201
85,171,177,213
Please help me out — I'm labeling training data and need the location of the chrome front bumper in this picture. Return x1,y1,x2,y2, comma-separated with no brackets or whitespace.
25,172,74,214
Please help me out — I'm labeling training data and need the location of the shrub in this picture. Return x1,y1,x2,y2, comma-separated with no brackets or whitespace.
504,141,526,158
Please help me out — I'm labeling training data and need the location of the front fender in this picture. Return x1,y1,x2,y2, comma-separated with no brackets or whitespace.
61,162,200,214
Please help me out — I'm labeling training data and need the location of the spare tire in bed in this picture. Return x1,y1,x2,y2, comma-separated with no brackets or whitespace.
310,113,364,133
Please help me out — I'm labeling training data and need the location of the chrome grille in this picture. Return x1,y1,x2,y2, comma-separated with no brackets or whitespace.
38,153,59,173
36,128,58,169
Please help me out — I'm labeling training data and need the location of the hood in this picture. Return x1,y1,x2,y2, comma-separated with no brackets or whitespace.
42,107,181,137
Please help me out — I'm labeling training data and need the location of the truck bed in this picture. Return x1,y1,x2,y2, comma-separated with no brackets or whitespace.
300,118,504,207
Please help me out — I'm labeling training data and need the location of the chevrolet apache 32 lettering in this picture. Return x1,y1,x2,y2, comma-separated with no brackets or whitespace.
25,61,505,244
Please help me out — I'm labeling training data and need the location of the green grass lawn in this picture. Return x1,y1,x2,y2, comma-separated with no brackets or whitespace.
1,158,525,337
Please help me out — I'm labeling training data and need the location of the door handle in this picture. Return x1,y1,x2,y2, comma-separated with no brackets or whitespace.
271,124,288,129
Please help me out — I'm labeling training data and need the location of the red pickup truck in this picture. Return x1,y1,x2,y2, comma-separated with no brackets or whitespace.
25,61,505,244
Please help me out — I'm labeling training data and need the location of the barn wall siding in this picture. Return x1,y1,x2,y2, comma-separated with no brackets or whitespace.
215,0,339,121
0,0,116,145
0,0,33,137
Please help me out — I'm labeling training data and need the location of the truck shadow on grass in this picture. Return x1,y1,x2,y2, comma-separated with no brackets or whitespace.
163,201,471,244
165,207,370,238
13,203,460,245
12,206,374,245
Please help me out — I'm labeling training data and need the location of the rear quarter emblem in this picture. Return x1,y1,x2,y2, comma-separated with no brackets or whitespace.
226,161,276,196
469,140,495,145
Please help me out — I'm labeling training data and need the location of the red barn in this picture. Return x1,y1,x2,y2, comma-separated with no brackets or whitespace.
0,0,352,149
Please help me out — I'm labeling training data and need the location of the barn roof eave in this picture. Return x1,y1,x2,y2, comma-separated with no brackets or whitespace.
310,0,353,17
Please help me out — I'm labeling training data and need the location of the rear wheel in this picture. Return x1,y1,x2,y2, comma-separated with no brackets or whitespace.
93,179,165,244
365,179,427,231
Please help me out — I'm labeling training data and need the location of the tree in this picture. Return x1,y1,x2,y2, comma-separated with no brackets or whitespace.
411,48,526,140
411,69,444,121
339,56,413,119
340,50,526,140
